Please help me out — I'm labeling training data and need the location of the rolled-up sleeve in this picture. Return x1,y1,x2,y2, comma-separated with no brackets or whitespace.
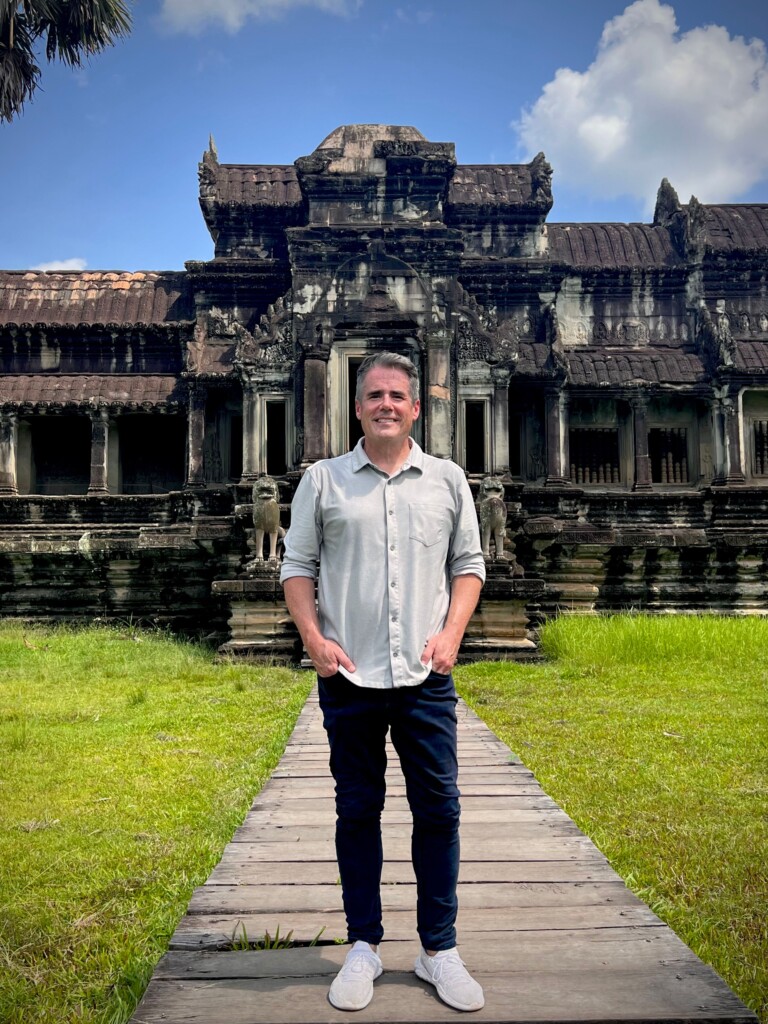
280,470,322,583
448,474,486,583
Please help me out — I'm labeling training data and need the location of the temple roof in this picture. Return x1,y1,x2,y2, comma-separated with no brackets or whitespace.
206,165,302,207
447,166,538,208
567,347,707,386
516,341,710,385
547,223,679,268
0,374,186,408
700,205,768,252
0,272,194,327
734,341,768,372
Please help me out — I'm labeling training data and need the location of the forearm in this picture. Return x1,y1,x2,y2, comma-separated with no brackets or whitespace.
423,573,483,672
443,573,483,640
282,576,323,650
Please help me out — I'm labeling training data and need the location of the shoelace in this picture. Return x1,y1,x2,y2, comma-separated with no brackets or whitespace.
428,951,466,982
341,949,380,978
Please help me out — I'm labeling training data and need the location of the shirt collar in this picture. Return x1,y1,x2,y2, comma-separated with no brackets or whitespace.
350,437,424,475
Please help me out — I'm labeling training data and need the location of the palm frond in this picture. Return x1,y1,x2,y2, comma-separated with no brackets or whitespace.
0,8,40,122
41,0,131,65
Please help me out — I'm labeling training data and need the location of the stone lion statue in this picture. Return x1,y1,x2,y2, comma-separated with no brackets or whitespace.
250,476,285,563
476,475,507,561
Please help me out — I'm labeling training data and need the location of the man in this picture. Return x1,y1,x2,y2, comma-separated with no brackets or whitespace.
280,351,485,1012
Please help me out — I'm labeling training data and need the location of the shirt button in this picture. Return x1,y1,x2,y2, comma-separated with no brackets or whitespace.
388,509,394,516
391,615,397,622
390,581,396,587
390,545,395,551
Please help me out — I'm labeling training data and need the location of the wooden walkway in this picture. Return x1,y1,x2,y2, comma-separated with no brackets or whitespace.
130,690,756,1024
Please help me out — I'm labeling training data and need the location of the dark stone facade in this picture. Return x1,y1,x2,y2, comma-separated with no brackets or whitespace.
2,124,768,654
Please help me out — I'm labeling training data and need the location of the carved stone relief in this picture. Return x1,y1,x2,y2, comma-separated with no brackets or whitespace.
237,294,294,368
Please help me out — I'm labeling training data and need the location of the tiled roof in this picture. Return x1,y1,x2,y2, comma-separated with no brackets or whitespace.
547,224,679,268
734,341,768,372
210,165,302,206
567,347,706,386
448,166,535,207
0,272,194,326
516,341,552,376
209,163,538,209
701,205,768,252
0,375,186,408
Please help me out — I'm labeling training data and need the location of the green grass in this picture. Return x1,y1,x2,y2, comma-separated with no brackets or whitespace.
456,614,768,1023
0,623,312,1024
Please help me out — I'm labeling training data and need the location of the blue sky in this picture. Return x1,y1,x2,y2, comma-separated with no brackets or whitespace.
2,0,767,272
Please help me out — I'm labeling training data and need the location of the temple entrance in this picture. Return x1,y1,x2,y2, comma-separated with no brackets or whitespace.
266,401,288,475
117,415,185,493
29,416,90,494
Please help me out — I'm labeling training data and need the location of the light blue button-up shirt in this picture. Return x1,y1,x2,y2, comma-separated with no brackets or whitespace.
280,439,485,689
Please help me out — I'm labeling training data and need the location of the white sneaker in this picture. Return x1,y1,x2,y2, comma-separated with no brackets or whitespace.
414,947,485,1011
328,941,383,1011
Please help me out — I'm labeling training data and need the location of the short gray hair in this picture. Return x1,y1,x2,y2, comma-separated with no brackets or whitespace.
355,352,420,403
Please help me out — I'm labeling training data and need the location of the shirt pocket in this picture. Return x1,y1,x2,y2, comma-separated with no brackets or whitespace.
409,503,449,548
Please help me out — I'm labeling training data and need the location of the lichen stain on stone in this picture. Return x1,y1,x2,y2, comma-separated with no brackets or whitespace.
429,385,450,401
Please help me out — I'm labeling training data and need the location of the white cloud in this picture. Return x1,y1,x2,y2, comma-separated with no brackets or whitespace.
160,0,361,34
515,0,768,212
32,258,88,272
395,7,432,24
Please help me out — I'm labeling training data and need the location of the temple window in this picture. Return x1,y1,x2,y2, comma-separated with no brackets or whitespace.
508,411,522,477
266,401,288,476
462,400,488,474
229,414,243,481
569,427,621,484
752,421,768,476
650,428,689,484
117,415,185,494
29,416,90,494
737,391,768,483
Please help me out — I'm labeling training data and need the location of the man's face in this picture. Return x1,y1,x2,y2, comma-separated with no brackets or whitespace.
355,366,420,445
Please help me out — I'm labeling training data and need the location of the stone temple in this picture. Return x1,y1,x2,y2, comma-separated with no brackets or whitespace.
2,124,768,656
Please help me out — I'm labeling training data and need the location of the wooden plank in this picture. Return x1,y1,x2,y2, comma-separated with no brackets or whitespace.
236,807,570,827
153,929,703,979
225,836,601,861
230,821,584,844
131,963,755,1024
187,880,638,915
253,794,556,811
272,764,531,779
207,857,622,886
283,742,513,756
259,780,545,796
170,904,666,950
264,773,544,790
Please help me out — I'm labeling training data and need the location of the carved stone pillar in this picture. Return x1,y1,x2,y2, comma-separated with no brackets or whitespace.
240,376,259,484
426,337,452,459
186,382,206,488
491,368,511,475
87,408,110,495
723,388,746,485
545,387,569,485
303,356,329,464
710,395,726,484
0,412,18,495
631,395,653,491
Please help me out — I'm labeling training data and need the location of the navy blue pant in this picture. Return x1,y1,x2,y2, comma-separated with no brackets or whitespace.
317,671,460,951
